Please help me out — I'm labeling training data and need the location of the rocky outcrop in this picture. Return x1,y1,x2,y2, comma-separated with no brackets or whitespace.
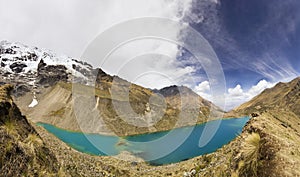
0,40,96,96
9,62,27,73
0,84,59,176
37,59,69,86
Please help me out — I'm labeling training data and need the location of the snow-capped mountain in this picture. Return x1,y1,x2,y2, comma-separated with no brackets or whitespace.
0,40,97,95
0,40,224,134
0,40,93,74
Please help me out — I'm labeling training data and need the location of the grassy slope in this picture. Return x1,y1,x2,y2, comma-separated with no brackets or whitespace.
0,84,59,176
192,77,300,176
7,76,300,176
0,84,142,176
232,77,300,116
194,111,300,177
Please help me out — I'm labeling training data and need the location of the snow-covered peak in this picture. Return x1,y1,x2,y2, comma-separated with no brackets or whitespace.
0,41,100,97
0,40,92,76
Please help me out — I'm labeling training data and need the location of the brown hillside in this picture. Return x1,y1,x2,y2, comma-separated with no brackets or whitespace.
18,78,224,136
231,77,300,116
0,84,59,176
193,77,300,176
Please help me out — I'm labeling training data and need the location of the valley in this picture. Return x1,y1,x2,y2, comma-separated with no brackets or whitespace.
1,41,300,176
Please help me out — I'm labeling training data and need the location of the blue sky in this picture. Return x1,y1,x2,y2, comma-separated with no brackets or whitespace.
181,0,300,110
186,0,300,89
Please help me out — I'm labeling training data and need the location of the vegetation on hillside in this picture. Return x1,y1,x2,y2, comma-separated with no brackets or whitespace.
0,84,60,176
232,77,300,116
193,77,300,177
238,132,261,176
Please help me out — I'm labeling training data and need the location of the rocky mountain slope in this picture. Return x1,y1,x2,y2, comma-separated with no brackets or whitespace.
192,77,300,176
1,41,223,136
0,84,155,176
1,41,300,176
232,77,300,116
17,81,223,136
0,41,97,95
0,84,59,176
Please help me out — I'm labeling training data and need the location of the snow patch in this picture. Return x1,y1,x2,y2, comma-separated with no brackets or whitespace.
28,98,38,108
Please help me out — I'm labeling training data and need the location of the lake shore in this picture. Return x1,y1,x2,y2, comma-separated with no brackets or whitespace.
37,117,249,165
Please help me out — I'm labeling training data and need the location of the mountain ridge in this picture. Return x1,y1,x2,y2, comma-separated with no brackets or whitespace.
193,76,300,176
0,84,59,176
1,40,300,176
230,77,300,116
1,40,224,136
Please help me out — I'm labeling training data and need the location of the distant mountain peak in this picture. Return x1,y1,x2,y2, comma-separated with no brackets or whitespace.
0,40,100,95
0,40,92,76
232,76,300,116
154,85,198,97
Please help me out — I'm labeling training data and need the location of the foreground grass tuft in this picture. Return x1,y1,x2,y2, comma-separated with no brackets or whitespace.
25,134,43,153
4,120,17,135
239,132,261,176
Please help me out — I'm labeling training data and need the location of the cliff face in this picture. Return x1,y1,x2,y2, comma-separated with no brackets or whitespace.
0,84,59,176
0,40,96,97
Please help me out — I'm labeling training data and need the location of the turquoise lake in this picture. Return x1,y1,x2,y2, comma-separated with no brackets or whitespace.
37,117,249,165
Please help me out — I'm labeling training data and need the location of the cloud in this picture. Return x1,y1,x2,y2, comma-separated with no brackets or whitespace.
182,0,300,84
0,0,193,59
195,81,210,92
247,80,275,96
98,38,197,89
194,81,212,101
228,85,244,97
225,80,275,111
194,79,275,111
0,0,202,90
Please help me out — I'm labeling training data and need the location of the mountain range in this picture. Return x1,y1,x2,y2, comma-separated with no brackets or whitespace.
0,41,299,176
0,41,223,136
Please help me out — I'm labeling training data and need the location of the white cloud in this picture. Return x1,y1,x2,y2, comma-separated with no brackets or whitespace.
250,54,299,82
210,0,219,4
248,80,274,96
0,0,198,90
194,81,212,101
225,80,275,111
228,84,244,97
195,81,210,92
99,38,198,89
0,0,192,59
194,80,276,111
